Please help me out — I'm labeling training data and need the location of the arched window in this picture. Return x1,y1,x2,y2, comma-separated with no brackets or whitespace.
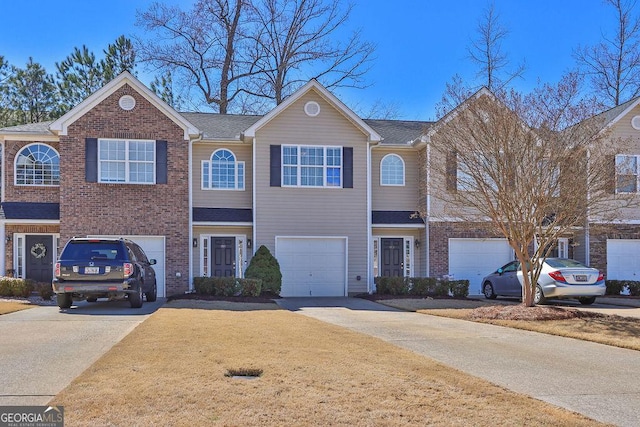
380,154,404,186
202,149,245,190
15,143,60,186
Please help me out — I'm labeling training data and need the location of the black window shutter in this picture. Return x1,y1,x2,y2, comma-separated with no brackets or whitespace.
156,140,168,184
343,147,353,188
270,145,281,187
85,138,98,182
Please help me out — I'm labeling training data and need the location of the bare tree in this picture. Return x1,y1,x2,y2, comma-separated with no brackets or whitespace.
245,0,375,104
427,73,630,306
135,0,374,112
574,0,640,107
136,0,258,114
467,1,525,93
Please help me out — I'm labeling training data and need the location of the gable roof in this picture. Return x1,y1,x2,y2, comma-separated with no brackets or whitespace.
596,96,640,129
49,71,200,140
181,113,261,141
243,80,382,143
424,87,495,140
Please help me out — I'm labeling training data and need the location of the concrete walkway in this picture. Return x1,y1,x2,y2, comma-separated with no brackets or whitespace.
277,297,640,427
0,298,164,405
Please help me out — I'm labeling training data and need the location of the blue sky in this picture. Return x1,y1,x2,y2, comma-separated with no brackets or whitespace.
1,0,615,119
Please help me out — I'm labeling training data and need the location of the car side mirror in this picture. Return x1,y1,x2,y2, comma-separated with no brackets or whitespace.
497,268,504,275
149,259,157,265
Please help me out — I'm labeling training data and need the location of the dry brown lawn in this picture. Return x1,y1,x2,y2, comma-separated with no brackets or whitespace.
50,301,606,426
380,298,640,352
0,301,33,315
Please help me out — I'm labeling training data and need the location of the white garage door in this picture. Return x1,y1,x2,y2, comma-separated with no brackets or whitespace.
277,237,347,297
89,235,166,298
607,240,640,280
449,238,513,293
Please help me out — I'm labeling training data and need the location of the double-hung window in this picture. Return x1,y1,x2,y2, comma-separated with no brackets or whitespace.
202,149,245,190
98,139,155,184
616,154,639,193
282,145,342,188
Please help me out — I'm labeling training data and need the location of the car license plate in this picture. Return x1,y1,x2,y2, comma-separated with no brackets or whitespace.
85,266,99,274
575,274,588,282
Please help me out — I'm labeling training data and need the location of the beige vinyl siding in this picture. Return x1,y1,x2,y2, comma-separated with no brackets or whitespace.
192,226,253,277
253,90,370,294
593,104,640,222
192,142,253,208
371,148,421,211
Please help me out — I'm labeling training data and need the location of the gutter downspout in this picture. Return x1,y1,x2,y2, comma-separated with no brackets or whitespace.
188,134,202,292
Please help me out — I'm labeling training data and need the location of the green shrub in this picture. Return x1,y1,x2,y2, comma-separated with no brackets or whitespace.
244,245,282,296
605,280,625,296
238,278,262,297
434,281,450,297
375,276,408,295
194,277,263,297
0,277,33,298
35,282,54,300
409,277,437,296
194,277,214,295
448,280,470,298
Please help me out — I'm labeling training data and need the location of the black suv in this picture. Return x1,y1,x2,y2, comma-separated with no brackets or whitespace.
52,238,157,309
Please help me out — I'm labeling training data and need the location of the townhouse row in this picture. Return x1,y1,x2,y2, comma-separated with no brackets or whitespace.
0,72,638,297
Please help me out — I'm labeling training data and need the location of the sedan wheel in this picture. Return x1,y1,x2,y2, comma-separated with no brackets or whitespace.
579,296,596,305
533,285,545,305
483,282,496,299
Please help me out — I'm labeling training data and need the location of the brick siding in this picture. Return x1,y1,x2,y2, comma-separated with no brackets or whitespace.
58,84,190,295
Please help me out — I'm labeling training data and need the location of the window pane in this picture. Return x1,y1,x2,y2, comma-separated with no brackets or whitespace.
327,167,341,186
283,165,297,186
202,162,210,188
381,155,403,185
301,147,323,165
15,144,60,185
301,166,323,186
283,146,298,165
616,155,638,193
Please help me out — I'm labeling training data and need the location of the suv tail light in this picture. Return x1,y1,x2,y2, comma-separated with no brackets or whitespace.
123,263,133,277
54,262,61,277
548,270,567,283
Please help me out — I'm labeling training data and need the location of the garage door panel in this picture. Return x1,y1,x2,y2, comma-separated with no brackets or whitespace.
277,238,346,297
607,240,640,281
449,238,512,293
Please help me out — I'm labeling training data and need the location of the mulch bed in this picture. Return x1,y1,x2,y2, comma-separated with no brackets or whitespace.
167,292,280,304
468,305,607,321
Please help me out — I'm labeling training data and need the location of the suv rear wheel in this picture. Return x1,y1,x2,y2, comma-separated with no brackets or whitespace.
57,293,72,309
145,281,157,302
129,284,144,308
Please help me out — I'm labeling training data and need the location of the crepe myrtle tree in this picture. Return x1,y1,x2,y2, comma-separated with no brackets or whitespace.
425,72,634,307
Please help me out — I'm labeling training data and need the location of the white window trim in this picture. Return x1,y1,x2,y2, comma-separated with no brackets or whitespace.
14,143,60,187
615,154,640,194
380,153,405,186
97,138,156,185
281,144,343,188
201,149,245,191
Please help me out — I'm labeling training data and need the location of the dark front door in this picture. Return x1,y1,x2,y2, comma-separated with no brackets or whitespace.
212,237,236,277
381,238,404,277
25,235,54,283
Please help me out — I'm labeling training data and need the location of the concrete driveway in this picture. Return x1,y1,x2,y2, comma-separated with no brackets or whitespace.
277,297,640,427
0,298,164,405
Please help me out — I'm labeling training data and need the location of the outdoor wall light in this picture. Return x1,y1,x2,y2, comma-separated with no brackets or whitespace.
5,235,11,244
193,238,198,248
414,239,420,248
247,239,252,248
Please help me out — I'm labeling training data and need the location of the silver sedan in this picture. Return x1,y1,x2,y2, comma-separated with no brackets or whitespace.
481,258,606,305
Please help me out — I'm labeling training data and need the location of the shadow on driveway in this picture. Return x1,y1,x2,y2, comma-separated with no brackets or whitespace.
57,298,166,316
